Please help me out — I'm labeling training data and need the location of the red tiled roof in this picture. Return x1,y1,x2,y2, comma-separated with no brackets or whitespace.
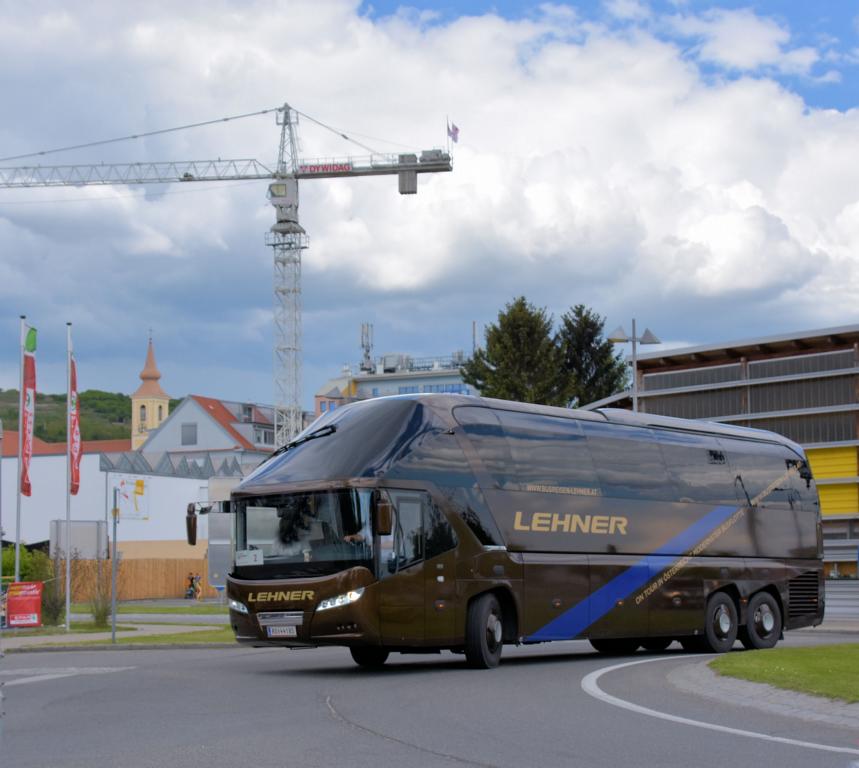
252,407,271,425
1,431,131,458
190,395,254,450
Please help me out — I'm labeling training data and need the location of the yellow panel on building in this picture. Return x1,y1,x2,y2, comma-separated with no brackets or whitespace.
817,484,859,517
806,446,858,479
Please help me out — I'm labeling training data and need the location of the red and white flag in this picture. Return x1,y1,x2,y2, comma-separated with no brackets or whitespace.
69,347,81,495
20,325,37,496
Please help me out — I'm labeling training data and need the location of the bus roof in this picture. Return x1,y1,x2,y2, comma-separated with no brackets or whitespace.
386,394,806,456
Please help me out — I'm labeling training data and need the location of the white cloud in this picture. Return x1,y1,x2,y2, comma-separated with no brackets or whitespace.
604,0,651,22
669,8,817,74
0,1,857,406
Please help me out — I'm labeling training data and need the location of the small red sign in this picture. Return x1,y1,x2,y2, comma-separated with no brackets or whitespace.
7,581,43,627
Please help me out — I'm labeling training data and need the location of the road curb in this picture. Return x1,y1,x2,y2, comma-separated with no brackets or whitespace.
6,642,239,653
668,658,859,730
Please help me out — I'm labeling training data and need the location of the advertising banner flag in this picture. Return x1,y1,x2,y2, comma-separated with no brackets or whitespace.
69,349,81,495
20,325,37,496
7,581,43,627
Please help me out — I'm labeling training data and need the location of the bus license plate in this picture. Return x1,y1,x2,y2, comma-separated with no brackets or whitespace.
267,626,297,638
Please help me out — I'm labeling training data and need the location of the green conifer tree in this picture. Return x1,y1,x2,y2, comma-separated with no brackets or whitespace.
557,304,627,407
461,297,568,405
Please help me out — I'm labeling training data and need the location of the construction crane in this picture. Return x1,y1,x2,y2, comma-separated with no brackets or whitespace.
0,103,452,446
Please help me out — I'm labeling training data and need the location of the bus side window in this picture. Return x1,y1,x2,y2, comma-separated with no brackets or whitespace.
453,406,514,488
580,421,673,501
653,430,740,505
494,410,600,494
719,439,806,511
425,500,457,559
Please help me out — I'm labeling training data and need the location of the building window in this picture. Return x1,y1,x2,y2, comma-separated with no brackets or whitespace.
139,404,147,424
157,405,163,421
321,402,328,412
372,387,380,397
329,401,337,410
181,423,198,446
398,386,419,394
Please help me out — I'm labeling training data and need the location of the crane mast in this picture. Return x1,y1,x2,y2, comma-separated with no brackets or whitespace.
0,103,452,446
268,105,305,445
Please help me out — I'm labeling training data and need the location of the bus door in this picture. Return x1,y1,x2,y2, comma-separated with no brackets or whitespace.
378,491,425,644
377,490,459,646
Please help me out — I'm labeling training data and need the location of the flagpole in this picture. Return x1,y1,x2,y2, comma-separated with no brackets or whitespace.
65,322,72,631
14,316,24,583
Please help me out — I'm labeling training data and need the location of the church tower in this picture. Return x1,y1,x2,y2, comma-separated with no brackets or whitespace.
131,337,170,450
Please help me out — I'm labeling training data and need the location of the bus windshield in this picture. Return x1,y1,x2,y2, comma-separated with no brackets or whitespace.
234,489,373,578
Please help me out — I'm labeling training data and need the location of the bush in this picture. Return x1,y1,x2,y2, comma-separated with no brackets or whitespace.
89,566,112,627
41,552,65,626
1,546,51,583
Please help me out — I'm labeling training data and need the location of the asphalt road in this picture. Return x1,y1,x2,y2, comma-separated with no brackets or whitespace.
3,632,858,768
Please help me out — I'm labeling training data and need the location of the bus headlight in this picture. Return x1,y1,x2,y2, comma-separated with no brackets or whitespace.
317,588,365,612
228,598,249,615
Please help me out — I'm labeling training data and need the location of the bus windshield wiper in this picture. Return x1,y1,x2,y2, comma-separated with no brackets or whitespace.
269,424,337,459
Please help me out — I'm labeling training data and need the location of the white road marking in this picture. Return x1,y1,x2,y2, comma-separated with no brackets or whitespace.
581,655,859,757
1,666,134,687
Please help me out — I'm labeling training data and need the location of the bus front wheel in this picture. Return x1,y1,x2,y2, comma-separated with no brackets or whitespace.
350,647,389,668
465,593,504,669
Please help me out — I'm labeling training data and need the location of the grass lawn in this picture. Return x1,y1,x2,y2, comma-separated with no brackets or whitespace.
5,622,137,637
710,644,859,703
70,603,228,616
70,627,237,646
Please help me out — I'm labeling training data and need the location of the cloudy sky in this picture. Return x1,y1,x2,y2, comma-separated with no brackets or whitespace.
1,0,858,410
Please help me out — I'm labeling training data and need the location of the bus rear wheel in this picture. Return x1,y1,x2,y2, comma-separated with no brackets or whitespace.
465,593,504,669
739,592,782,650
350,647,389,668
589,638,640,655
702,592,738,653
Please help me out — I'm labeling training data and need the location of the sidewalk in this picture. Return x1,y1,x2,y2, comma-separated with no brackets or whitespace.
794,618,859,634
0,623,219,651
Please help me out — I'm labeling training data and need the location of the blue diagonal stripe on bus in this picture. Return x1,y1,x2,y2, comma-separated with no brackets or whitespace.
525,504,739,642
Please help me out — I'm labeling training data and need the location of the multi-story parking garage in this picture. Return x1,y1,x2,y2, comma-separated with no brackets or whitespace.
586,324,859,578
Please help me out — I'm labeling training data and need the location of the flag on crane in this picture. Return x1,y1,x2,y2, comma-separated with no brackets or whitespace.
447,122,460,143
20,324,37,496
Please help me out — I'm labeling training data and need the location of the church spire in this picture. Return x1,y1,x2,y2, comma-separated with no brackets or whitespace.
133,336,169,399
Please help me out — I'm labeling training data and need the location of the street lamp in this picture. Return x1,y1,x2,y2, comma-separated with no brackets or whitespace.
607,319,661,413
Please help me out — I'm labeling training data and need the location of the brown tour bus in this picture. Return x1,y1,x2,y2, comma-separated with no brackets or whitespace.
186,394,824,668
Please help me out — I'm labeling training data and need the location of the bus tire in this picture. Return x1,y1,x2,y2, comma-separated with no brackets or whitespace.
641,638,672,652
465,593,503,669
702,592,738,653
350,647,389,668
589,638,640,655
740,592,782,650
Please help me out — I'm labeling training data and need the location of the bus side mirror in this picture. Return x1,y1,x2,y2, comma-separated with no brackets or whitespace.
186,504,198,546
375,498,393,536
